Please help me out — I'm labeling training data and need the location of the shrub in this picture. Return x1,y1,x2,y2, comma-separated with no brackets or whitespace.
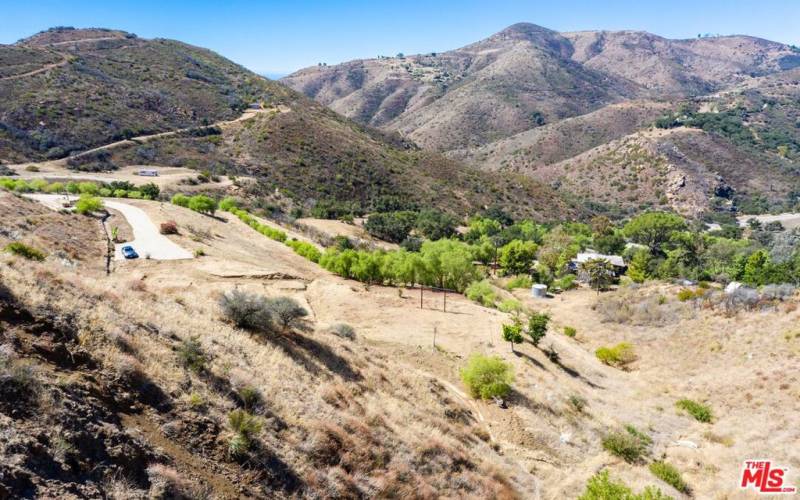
498,240,538,275
77,181,99,195
227,409,262,457
460,354,514,400
528,312,550,346
579,471,669,500
193,248,205,257
364,211,417,243
266,296,308,330
676,398,712,423
75,195,103,214
177,337,205,372
595,342,636,368
286,239,322,263
160,221,178,235
219,289,273,331
171,193,190,207
465,280,497,307
218,197,239,211
506,275,533,290
127,190,143,199
139,182,160,200
761,284,795,301
649,461,689,494
329,323,356,340
602,425,652,463
552,274,577,291
98,187,112,197
113,189,128,198
4,242,46,261
187,195,218,215
564,326,577,338
497,298,521,313
568,394,587,413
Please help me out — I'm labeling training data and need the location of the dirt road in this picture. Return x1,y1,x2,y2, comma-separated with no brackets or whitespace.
23,194,193,261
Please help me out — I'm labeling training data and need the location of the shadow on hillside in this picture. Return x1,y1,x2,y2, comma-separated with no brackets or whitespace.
507,388,559,417
268,331,362,382
513,349,548,371
551,358,605,390
247,442,303,495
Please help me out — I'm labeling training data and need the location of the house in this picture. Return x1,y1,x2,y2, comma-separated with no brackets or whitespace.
569,252,627,277
138,169,159,177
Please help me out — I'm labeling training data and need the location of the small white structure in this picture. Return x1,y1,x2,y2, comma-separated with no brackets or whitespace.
531,284,548,298
724,281,742,294
138,169,159,177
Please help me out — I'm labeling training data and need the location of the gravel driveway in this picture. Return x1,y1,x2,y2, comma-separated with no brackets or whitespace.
24,194,193,261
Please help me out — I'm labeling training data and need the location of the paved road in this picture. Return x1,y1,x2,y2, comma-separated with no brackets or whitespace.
24,194,193,261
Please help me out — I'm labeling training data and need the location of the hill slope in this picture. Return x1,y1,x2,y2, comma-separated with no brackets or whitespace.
283,23,799,152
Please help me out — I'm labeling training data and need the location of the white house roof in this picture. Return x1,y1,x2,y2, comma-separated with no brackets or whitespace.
573,252,625,267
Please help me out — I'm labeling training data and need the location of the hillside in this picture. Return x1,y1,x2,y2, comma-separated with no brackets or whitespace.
2,190,799,498
283,23,799,153
0,27,580,220
0,27,294,163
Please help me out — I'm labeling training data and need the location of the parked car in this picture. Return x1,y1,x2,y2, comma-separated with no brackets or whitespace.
121,245,139,259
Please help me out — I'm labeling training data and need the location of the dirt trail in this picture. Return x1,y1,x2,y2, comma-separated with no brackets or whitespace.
0,53,68,81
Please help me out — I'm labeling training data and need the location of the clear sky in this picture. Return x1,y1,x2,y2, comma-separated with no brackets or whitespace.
3,0,799,77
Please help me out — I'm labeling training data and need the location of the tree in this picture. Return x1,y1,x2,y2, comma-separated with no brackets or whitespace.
580,258,614,293
219,290,274,332
498,240,538,275
139,182,160,200
528,312,550,346
419,239,478,292
414,209,457,240
593,231,626,255
743,250,770,286
364,211,417,243
502,322,524,352
623,212,686,255
626,249,650,283
187,195,218,215
460,354,514,400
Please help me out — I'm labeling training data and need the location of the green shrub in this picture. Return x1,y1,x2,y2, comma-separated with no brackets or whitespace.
4,242,46,261
113,189,128,198
187,195,217,215
498,298,524,314
460,354,514,400
75,195,103,214
602,425,652,463
43,182,64,193
171,194,190,207
227,409,262,457
465,280,497,307
98,187,112,197
177,337,205,372
649,461,689,493
528,312,550,346
505,275,533,290
127,190,143,199
329,323,356,340
218,197,239,211
552,274,577,291
66,182,80,194
579,471,670,500
568,394,587,413
676,398,712,423
77,182,99,195
564,326,577,338
286,239,321,263
595,342,636,368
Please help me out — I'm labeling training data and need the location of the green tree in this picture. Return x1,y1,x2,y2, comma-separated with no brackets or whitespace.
626,249,651,283
139,182,160,200
364,211,417,243
498,240,538,275
414,209,457,240
420,239,478,291
502,322,524,353
528,312,550,346
743,250,770,286
623,212,686,255
580,258,614,293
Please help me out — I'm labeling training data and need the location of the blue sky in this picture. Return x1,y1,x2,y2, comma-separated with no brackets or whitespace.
3,0,799,76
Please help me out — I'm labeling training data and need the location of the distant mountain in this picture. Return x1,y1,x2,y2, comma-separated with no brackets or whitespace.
284,23,800,216
283,23,799,153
